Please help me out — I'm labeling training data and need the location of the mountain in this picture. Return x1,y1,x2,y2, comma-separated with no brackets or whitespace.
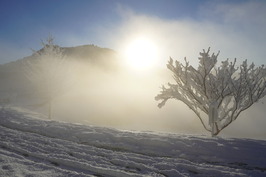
0,107,266,176
63,44,119,67
0,44,120,71
0,44,120,102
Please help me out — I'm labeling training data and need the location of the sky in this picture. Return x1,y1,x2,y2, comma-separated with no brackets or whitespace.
0,0,266,139
1,0,265,65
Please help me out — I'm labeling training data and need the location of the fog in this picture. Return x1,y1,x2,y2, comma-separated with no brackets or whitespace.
51,60,183,131
1,1,266,139
29,55,265,140
95,1,266,139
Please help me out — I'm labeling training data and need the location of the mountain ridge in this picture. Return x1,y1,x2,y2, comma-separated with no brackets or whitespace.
0,44,120,99
0,44,119,71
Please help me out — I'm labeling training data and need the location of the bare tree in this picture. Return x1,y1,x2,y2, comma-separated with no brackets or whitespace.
25,37,69,119
155,48,266,136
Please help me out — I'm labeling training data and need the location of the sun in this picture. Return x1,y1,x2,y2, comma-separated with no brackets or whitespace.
123,37,159,70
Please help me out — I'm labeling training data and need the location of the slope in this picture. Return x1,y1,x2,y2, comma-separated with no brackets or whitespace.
0,44,120,104
0,107,266,176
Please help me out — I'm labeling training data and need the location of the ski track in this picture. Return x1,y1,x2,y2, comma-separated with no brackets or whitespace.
0,107,266,177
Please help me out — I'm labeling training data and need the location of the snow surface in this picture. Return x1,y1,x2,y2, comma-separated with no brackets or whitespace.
0,107,266,177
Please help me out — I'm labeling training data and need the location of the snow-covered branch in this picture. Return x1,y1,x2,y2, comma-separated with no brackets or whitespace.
156,48,266,136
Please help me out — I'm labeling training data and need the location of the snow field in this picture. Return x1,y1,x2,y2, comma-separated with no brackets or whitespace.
0,107,266,176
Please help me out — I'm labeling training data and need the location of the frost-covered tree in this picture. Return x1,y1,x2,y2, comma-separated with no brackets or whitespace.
25,37,70,119
155,48,266,136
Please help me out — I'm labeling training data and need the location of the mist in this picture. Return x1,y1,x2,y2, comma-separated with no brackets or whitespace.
51,60,196,133
94,1,266,139
1,1,266,140
32,54,265,140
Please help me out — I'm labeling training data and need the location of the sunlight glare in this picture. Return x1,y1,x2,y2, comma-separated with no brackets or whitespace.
124,37,159,70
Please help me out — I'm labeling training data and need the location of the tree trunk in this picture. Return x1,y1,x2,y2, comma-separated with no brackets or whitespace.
209,101,219,137
211,123,215,137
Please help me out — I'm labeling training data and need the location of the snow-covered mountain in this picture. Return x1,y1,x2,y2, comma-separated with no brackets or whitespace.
0,44,120,105
0,107,266,177
0,44,119,71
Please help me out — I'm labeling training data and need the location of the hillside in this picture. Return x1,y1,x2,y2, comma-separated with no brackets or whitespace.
0,44,120,104
0,44,119,71
0,107,266,177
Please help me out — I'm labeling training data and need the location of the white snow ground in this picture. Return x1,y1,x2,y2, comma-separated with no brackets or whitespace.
0,107,265,177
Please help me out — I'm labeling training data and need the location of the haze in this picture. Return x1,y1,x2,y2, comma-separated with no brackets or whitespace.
0,0,266,139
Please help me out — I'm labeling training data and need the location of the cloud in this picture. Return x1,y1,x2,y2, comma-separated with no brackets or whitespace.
199,1,266,26
109,1,266,67
198,0,266,63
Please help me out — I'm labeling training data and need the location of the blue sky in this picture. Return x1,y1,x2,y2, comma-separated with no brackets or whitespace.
0,0,201,47
0,0,266,65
